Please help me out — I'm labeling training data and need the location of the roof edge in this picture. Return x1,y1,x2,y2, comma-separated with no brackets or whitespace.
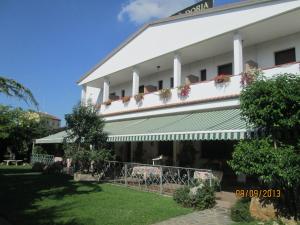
77,0,282,85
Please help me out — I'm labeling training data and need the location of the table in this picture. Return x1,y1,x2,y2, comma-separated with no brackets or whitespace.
132,166,161,180
3,160,23,166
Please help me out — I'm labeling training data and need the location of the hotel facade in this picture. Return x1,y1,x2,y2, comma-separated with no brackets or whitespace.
37,0,300,176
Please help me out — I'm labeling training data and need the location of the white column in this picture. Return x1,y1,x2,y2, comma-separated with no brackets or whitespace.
233,32,243,75
132,68,140,96
173,53,182,87
103,77,109,102
81,85,87,105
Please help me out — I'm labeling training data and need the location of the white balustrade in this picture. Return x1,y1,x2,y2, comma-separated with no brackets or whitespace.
99,62,300,115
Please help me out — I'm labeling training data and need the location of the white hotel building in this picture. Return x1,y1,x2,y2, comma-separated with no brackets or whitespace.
37,0,300,175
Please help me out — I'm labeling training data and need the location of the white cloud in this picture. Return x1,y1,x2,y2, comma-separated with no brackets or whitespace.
118,0,194,25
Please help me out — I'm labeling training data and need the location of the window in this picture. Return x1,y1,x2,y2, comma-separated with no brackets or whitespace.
139,85,144,93
121,90,125,97
158,80,163,90
170,77,174,88
200,69,207,81
275,48,296,66
218,63,232,75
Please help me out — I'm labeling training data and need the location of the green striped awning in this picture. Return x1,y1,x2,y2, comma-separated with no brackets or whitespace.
105,108,251,142
35,108,251,144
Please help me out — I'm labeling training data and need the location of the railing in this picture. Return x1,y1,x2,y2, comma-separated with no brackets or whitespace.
31,154,54,166
95,161,215,195
99,62,300,116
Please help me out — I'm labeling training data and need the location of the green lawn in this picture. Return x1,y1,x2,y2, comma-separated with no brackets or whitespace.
0,165,192,225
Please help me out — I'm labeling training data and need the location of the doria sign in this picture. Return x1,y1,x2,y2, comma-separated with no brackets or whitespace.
172,0,213,16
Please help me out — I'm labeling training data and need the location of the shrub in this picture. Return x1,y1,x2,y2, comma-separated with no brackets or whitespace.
231,198,254,222
173,183,216,210
173,186,190,207
32,162,45,172
43,161,63,174
32,146,46,154
192,183,216,210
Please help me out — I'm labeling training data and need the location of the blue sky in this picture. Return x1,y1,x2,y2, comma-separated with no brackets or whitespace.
0,0,239,125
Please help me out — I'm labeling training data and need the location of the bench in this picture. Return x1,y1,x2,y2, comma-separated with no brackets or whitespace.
3,160,23,166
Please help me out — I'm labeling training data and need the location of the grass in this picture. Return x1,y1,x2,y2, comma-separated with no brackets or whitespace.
0,165,192,225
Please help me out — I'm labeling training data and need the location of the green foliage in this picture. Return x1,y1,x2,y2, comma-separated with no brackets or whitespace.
231,198,254,222
32,162,45,172
240,73,300,132
32,146,46,154
192,183,216,210
173,186,190,207
0,76,38,108
173,183,216,210
228,138,300,186
0,166,192,225
64,103,108,150
231,73,300,219
43,162,63,174
64,103,112,173
0,105,51,160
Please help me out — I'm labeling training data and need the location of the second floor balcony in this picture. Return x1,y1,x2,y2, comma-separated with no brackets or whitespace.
95,61,300,117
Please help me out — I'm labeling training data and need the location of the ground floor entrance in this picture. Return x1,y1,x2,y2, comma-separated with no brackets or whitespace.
113,140,244,190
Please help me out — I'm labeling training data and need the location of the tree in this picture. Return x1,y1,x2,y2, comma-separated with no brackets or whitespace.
229,73,300,219
0,76,38,108
64,103,113,173
240,73,300,145
0,105,51,161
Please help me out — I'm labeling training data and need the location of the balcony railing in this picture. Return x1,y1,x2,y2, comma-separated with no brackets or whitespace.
99,62,300,116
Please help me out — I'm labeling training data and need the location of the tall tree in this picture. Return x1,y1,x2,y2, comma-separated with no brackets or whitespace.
229,73,300,219
0,76,38,108
64,103,112,173
0,105,51,160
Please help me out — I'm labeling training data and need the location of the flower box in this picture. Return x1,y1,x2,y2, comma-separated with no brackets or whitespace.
159,88,172,100
134,93,144,102
214,74,231,84
177,84,191,97
122,96,131,103
240,68,263,87
103,99,112,106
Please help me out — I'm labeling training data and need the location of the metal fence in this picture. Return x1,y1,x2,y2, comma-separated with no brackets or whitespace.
95,161,214,195
31,154,54,166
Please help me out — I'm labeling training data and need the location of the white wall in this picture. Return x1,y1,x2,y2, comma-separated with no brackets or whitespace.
107,32,300,98
80,0,300,84
84,32,300,106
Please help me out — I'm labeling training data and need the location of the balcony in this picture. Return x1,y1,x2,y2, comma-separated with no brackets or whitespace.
99,62,300,117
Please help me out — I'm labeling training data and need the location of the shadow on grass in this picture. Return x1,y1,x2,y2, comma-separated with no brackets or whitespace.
0,169,101,225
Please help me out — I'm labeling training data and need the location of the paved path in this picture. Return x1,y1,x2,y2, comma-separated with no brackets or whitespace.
152,206,233,225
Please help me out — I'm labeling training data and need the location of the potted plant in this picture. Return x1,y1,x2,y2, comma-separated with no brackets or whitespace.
103,99,112,106
95,104,101,110
122,96,131,103
134,93,144,103
159,88,172,100
177,84,191,97
240,68,263,87
214,74,231,84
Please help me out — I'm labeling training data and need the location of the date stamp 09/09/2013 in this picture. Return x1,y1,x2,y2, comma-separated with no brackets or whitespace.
235,189,281,198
